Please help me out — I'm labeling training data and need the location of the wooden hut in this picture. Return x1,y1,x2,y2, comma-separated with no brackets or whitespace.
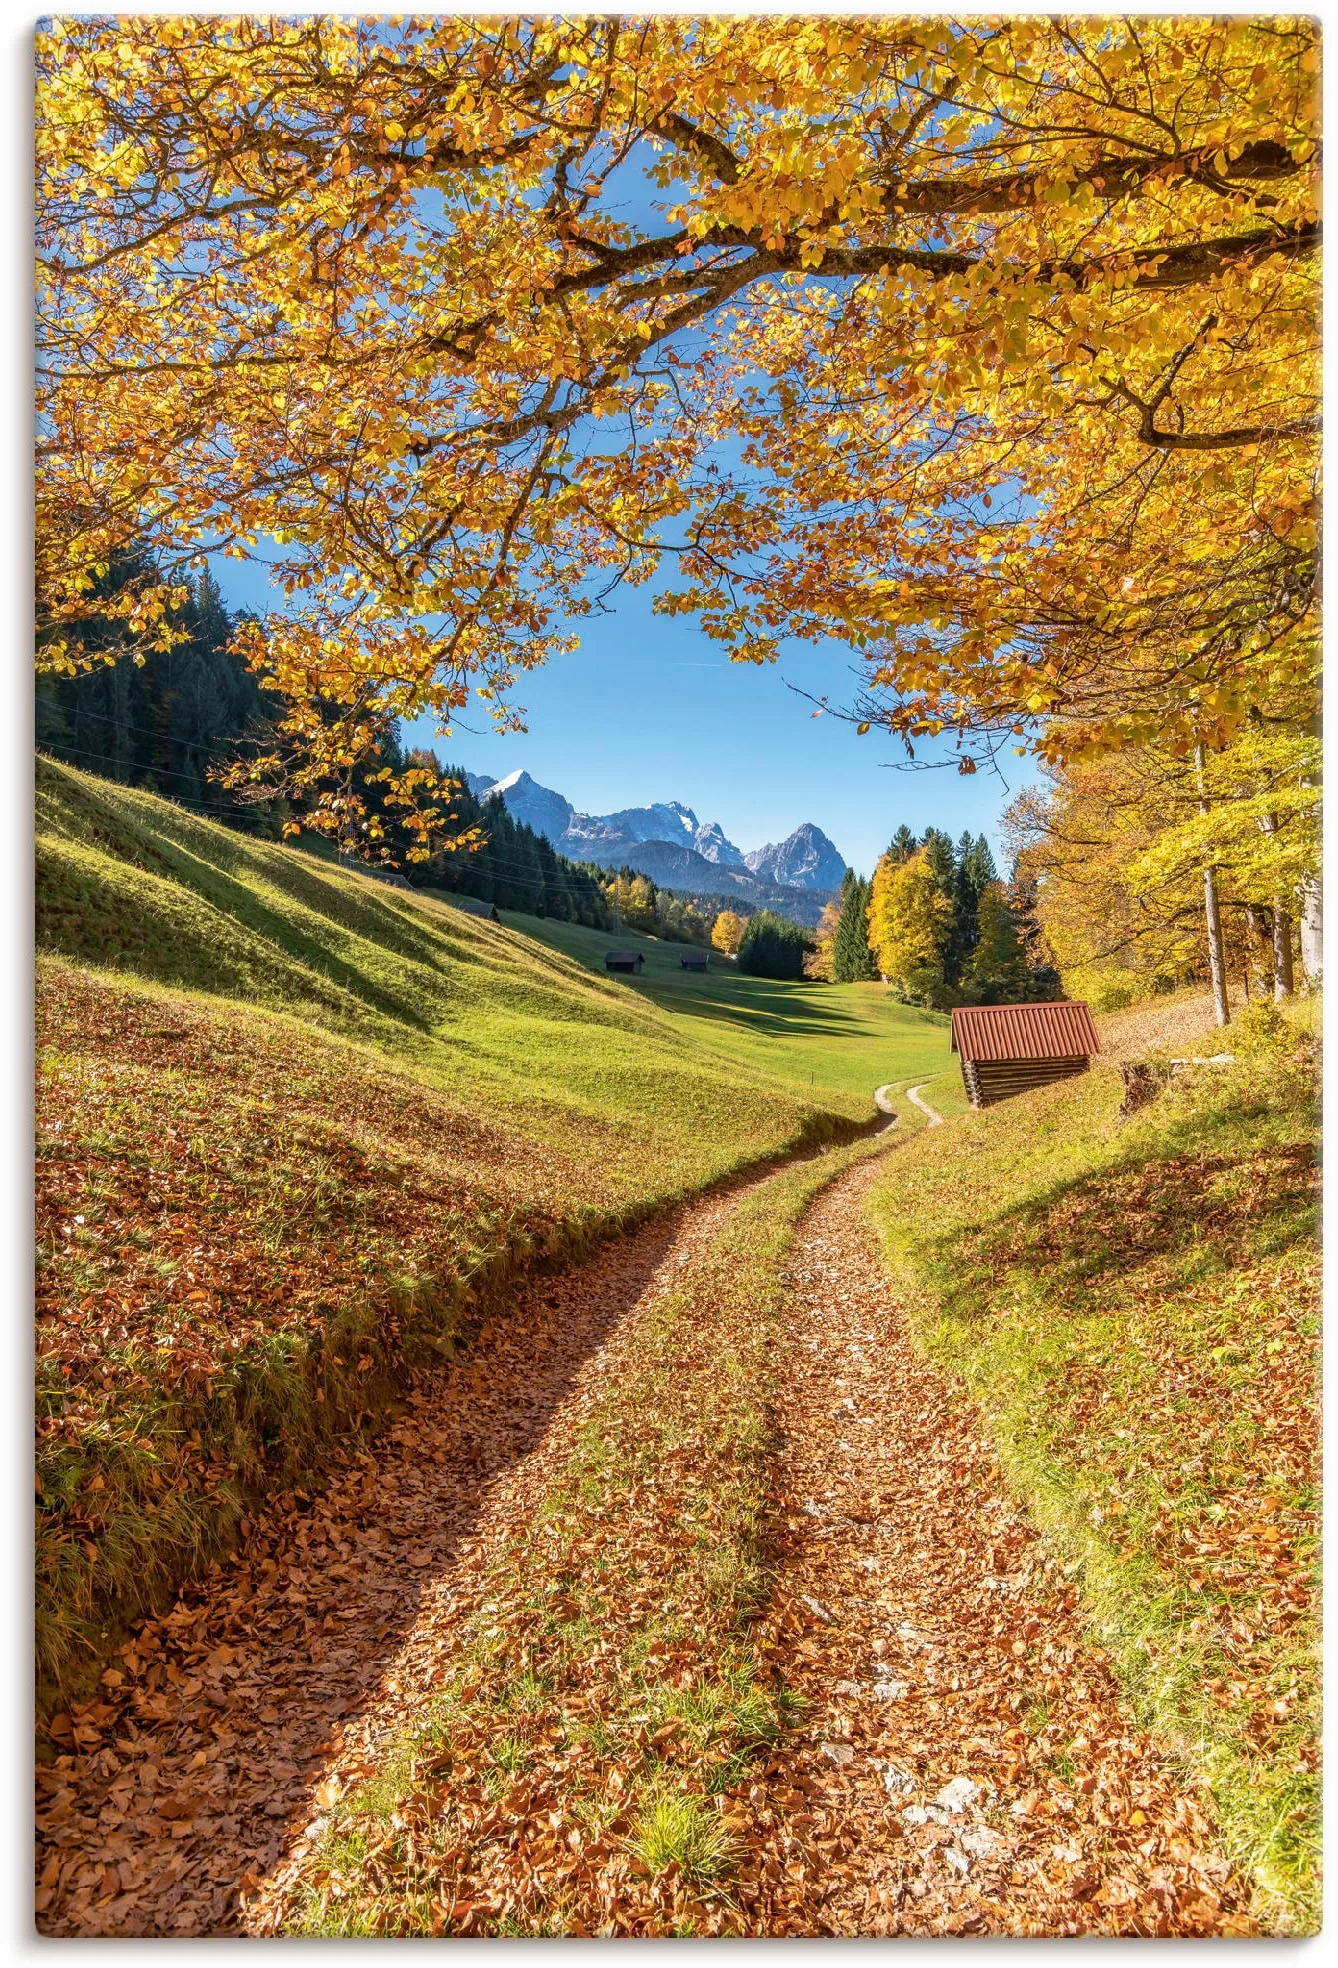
439,891,501,923
950,1001,1100,1108
605,950,644,974
679,949,710,970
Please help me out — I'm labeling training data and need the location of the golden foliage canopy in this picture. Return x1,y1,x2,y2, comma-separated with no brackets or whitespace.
867,846,952,997
37,14,1320,826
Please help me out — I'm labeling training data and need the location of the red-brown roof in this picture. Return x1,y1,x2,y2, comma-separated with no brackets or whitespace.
950,1001,1100,1061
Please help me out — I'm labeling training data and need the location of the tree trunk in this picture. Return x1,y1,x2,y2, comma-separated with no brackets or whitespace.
1245,904,1271,995
1257,809,1295,999
1272,902,1296,1000
1194,747,1230,1027
1299,875,1323,983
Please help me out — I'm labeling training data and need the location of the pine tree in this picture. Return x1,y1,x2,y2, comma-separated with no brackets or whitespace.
737,910,811,980
832,870,878,981
961,881,1031,1003
948,831,999,986
36,547,278,829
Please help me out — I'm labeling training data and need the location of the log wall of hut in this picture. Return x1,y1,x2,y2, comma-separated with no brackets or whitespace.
961,1055,1091,1108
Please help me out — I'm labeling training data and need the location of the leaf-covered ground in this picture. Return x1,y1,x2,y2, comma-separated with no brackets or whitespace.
36,953,861,1714
865,1023,1320,1930
35,1152,842,1934
38,1120,1259,1936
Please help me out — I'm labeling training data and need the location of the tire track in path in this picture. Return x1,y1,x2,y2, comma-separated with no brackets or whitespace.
740,1153,1251,1936
35,1173,764,1937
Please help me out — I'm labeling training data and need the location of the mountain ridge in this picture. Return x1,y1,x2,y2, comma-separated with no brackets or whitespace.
464,767,848,924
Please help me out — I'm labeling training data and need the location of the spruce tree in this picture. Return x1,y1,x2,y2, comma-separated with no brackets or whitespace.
832,870,878,981
737,910,810,980
962,882,1031,1003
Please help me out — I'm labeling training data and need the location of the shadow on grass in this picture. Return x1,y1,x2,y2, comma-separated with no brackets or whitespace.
920,1127,1316,1325
631,976,917,1042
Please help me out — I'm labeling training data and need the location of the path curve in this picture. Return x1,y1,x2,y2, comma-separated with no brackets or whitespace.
906,1081,945,1126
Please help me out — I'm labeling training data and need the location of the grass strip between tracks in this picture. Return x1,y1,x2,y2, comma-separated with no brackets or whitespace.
257,1132,894,1937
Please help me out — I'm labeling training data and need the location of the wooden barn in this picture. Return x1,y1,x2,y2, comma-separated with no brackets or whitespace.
437,891,501,923
605,950,644,974
950,1001,1100,1109
679,949,710,970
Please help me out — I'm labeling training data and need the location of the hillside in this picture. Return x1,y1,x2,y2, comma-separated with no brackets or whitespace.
863,1014,1320,1930
490,910,959,1115
34,758,928,1710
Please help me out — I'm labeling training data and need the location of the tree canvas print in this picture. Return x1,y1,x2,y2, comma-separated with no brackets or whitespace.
34,12,1319,1937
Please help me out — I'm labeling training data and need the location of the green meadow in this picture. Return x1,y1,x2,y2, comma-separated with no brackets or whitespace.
492,911,964,1117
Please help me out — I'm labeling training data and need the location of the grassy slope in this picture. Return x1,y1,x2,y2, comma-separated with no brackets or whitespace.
35,758,931,1710
864,1021,1319,1931
492,913,960,1119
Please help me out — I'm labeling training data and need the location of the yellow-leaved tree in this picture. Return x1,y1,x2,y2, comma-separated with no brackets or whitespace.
35,16,1320,851
710,910,747,956
1007,719,1320,1017
867,849,953,1004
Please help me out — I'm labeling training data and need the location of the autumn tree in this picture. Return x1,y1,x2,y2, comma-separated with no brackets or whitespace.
1007,721,1319,1016
804,899,840,979
35,16,1319,850
867,848,953,1005
710,909,747,956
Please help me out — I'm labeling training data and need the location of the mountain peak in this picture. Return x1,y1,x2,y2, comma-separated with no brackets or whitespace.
744,822,847,891
463,768,842,905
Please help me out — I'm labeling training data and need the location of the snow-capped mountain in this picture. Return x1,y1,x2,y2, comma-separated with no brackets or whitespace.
467,768,847,907
744,822,848,891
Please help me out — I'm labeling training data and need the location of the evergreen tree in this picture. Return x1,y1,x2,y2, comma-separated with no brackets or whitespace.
36,547,280,831
947,831,999,986
887,824,918,864
1007,865,1062,999
961,881,1031,1003
737,910,811,980
831,869,878,981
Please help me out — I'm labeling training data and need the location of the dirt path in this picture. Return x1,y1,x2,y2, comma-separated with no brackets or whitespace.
37,1141,1250,1937
35,1178,754,1937
905,1082,945,1126
737,1156,1250,1936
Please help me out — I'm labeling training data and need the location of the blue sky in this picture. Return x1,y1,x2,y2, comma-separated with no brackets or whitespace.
216,551,1036,879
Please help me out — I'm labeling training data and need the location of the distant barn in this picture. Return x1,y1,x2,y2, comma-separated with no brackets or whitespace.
440,891,501,923
679,949,710,970
605,950,644,974
951,1002,1100,1109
